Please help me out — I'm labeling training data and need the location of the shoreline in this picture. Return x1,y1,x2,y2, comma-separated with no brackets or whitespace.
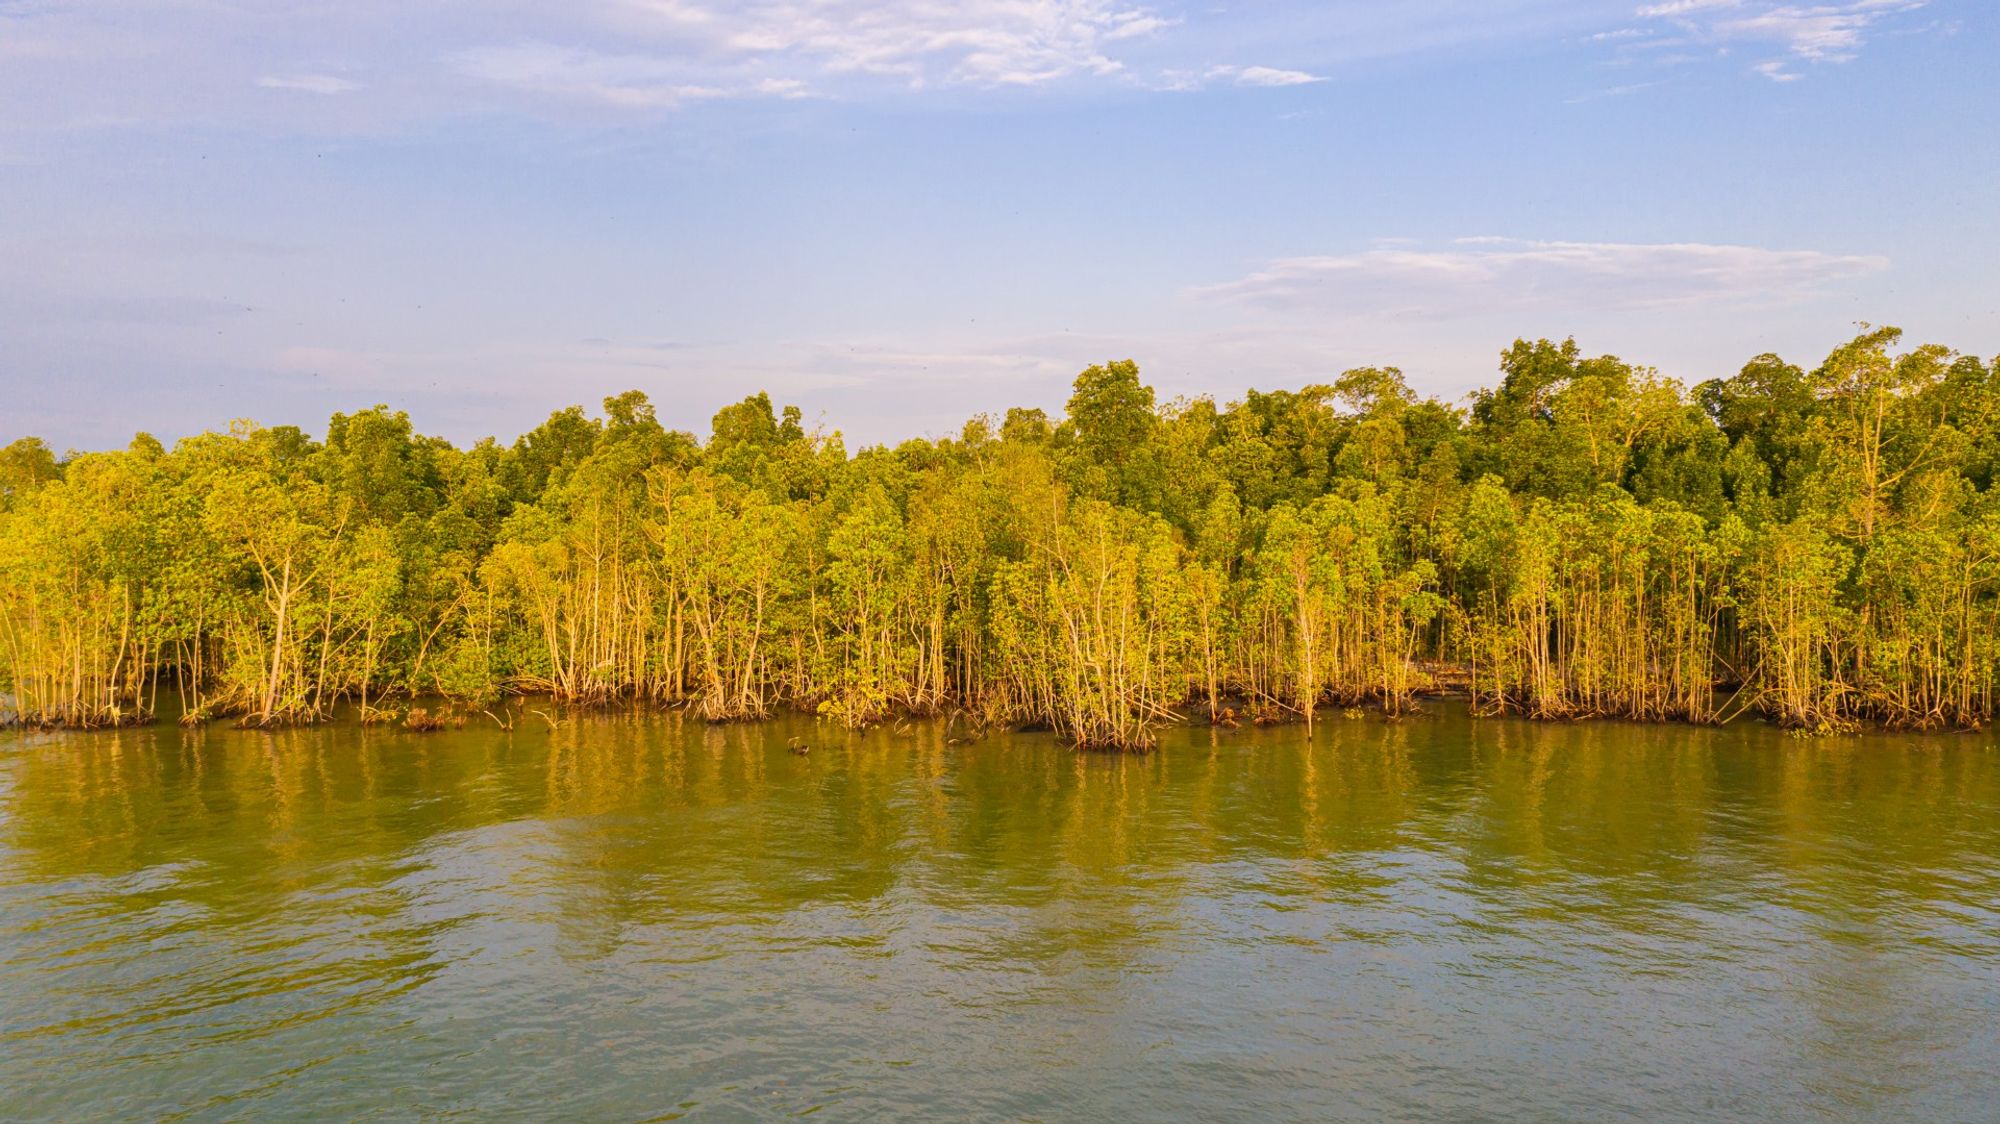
7,680,1988,742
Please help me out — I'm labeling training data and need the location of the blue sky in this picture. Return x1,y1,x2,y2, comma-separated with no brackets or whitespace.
2,0,1993,450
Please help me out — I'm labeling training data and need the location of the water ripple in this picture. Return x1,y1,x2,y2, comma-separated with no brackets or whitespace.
1,706,1997,1119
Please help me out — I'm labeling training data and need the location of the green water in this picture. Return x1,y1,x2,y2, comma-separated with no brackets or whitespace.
1,706,1996,1120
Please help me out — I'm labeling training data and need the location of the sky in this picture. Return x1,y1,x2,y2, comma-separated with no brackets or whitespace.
1,0,1994,451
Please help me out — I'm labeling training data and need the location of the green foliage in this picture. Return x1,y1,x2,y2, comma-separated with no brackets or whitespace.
9,329,2000,743
0,437,62,513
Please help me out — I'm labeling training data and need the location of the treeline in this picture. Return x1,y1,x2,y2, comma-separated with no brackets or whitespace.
4,327,1998,746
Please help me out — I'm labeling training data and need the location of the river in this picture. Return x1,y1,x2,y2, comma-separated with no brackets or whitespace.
2,705,1996,1119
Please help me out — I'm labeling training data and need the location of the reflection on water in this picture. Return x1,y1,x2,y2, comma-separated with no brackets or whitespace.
2,707,1996,1119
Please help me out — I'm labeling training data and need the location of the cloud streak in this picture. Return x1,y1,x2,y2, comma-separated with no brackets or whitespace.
256,74,359,95
452,0,1174,106
660,0,1150,86
1618,0,1930,80
0,0,1396,132
22,0,1927,133
1232,65,1328,87
454,44,734,108
1195,238,1888,318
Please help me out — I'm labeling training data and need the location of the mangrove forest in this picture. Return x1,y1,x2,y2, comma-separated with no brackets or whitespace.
4,327,1998,747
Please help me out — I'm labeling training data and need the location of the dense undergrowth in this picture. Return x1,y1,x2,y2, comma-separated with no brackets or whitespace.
4,327,1997,748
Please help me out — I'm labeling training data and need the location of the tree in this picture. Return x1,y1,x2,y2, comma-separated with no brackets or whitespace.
13,332,2000,742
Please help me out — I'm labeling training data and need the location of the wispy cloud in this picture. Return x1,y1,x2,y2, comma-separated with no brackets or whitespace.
1614,0,1930,80
454,44,734,109
1157,62,1330,92
544,0,1166,95
1232,65,1328,87
262,333,1090,439
1720,0,1924,61
1194,237,1888,318
256,74,358,95
17,1,1890,134
731,0,1144,84
1635,0,1738,17
448,4,1350,109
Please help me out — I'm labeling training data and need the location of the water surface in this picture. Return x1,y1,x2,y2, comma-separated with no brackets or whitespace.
2,706,1996,1119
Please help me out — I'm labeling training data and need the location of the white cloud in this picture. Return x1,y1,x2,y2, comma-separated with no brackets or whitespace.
753,76,811,98
1233,65,1327,87
255,74,358,95
1103,13,1177,41
570,0,1168,92
1159,63,1329,92
1194,238,1888,318
1630,0,1929,78
1721,1,1921,62
16,1,1868,132
1635,0,1740,17
450,0,1423,111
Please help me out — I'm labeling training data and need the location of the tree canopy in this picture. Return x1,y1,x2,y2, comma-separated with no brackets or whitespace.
4,329,1997,746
